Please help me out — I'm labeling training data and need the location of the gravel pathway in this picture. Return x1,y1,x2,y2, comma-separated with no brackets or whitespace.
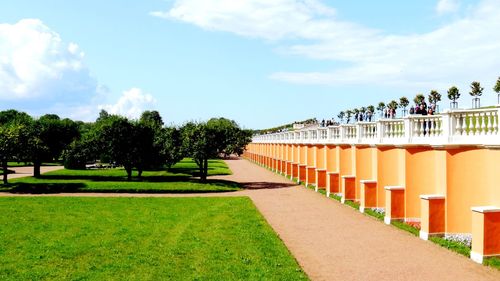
1,159,499,280
6,166,64,179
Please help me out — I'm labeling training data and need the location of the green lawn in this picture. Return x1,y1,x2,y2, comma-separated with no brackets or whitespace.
2,158,239,193
0,197,307,280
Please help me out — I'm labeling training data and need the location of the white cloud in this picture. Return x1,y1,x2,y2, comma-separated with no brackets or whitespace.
0,19,95,101
436,0,460,15
153,0,500,94
151,0,337,40
98,88,157,119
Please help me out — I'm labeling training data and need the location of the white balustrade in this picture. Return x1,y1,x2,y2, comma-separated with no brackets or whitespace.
252,107,500,147
342,125,357,141
358,122,377,140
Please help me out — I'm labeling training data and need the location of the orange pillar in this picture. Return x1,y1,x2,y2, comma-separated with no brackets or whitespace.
384,186,405,225
419,195,446,240
471,207,500,264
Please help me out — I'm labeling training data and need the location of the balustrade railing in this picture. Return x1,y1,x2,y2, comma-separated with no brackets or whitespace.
252,106,500,146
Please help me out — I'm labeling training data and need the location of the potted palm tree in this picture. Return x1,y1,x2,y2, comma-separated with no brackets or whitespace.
447,86,460,109
469,81,483,108
345,110,353,124
428,90,442,113
377,102,385,118
413,94,425,106
353,108,360,122
367,105,375,122
388,100,399,118
494,77,500,104
337,111,345,124
399,97,409,116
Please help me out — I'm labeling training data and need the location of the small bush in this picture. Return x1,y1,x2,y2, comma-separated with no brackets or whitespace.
429,236,471,257
483,257,500,270
391,220,419,236
364,208,385,221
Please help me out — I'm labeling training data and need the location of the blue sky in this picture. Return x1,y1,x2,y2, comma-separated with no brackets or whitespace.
0,0,499,129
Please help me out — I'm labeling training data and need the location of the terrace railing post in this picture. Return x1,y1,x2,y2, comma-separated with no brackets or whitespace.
377,121,383,143
441,111,452,143
404,117,412,143
356,123,362,143
340,125,346,143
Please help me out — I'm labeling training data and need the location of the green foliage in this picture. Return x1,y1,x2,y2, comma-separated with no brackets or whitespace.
344,200,360,210
377,102,385,112
387,100,398,110
93,114,138,180
0,197,307,280
337,111,345,121
0,112,33,183
483,257,500,270
140,110,164,128
399,97,410,108
493,77,500,94
447,86,460,101
367,105,375,113
364,208,385,221
428,90,442,104
390,220,419,236
182,119,250,182
428,236,471,257
413,94,425,105
469,81,484,97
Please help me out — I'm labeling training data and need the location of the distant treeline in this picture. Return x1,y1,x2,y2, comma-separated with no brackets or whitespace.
0,109,252,183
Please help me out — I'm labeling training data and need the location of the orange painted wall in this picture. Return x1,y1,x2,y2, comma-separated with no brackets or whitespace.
377,147,404,208
286,144,292,162
339,145,353,176
355,146,376,200
292,144,298,163
326,145,338,172
316,145,326,169
446,148,500,233
405,147,445,220
299,145,307,165
307,145,315,167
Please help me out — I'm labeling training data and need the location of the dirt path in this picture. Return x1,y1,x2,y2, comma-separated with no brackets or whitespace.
218,159,500,281
1,159,499,280
6,166,64,180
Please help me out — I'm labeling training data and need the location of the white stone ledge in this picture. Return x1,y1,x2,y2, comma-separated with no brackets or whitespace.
419,194,445,200
316,168,327,171
327,171,339,175
360,180,377,184
341,175,355,178
471,206,500,213
384,185,405,190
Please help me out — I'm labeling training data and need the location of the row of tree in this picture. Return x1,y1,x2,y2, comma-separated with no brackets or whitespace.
0,109,252,184
337,78,500,122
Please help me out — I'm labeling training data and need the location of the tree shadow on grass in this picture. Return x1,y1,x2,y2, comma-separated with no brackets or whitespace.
38,174,194,183
7,182,87,194
4,179,241,194
240,182,297,190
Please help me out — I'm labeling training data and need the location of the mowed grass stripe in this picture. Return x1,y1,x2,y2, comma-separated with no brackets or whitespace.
3,158,239,193
0,197,307,280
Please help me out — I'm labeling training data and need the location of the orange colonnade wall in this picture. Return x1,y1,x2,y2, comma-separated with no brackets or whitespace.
243,142,500,263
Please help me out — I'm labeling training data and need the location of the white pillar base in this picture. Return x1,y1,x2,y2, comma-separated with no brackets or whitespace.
470,251,484,264
419,231,429,241
384,216,391,225
341,197,346,204
359,206,365,213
